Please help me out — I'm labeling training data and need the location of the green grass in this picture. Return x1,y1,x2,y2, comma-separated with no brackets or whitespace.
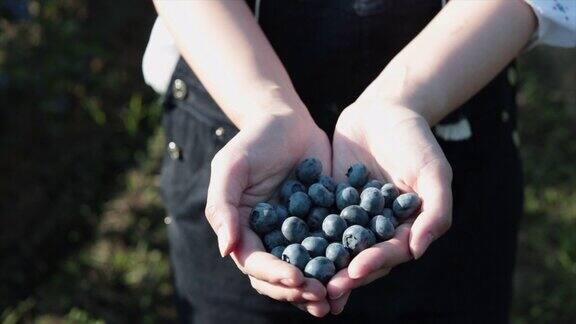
1,131,175,323
511,48,576,324
4,50,576,323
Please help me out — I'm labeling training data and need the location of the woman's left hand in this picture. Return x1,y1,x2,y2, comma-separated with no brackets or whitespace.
326,99,453,315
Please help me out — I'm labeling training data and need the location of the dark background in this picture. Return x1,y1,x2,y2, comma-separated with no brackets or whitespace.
0,1,574,323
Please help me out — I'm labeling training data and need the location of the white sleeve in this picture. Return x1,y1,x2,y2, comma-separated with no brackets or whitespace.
142,18,180,94
524,0,576,48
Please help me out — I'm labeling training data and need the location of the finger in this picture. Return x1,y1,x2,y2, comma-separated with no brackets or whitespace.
206,144,248,256
329,291,350,315
303,133,332,176
300,278,327,301
346,224,412,279
249,277,326,302
326,267,390,300
293,300,331,318
360,267,392,285
292,302,308,313
230,226,304,287
327,268,359,300
331,127,356,183
410,161,453,259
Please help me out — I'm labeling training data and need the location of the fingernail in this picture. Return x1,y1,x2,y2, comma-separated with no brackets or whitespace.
413,233,433,260
348,268,361,279
330,291,344,300
217,225,229,257
302,291,318,301
333,304,345,315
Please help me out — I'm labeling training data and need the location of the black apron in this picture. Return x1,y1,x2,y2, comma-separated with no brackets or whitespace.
160,1,523,323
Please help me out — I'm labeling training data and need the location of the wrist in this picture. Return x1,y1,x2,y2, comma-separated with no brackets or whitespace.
337,100,427,152
350,96,428,130
357,64,447,126
243,104,326,157
235,87,314,130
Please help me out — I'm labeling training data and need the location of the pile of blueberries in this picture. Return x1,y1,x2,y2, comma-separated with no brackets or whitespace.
249,158,421,284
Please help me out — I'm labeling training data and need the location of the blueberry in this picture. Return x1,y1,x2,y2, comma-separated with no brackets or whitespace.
304,257,336,284
322,214,347,241
288,191,311,218
280,179,306,204
281,216,309,243
318,175,336,192
381,183,400,208
325,242,350,270
360,187,385,215
342,225,376,255
336,186,360,210
370,215,395,241
282,244,311,271
296,158,322,184
346,163,369,188
263,230,289,251
249,203,278,235
363,179,384,191
335,182,350,195
275,204,289,226
308,183,335,207
309,230,326,239
271,246,286,259
307,207,330,231
302,236,329,257
255,202,273,209
381,208,398,227
392,193,422,219
340,205,369,227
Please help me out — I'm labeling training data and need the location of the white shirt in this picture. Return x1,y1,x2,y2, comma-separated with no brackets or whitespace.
142,0,576,94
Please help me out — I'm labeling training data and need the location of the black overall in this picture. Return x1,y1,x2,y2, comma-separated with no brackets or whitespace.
160,1,523,323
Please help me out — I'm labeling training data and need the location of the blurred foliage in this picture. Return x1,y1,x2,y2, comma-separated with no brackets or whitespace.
1,131,174,323
0,0,170,322
512,48,576,324
0,0,575,323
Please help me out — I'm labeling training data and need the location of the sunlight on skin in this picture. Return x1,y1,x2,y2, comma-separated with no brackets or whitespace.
322,0,535,312
205,115,333,315
328,103,453,314
155,0,536,317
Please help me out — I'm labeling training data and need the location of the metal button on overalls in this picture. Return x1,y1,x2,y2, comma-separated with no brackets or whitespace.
172,78,187,100
214,126,226,139
167,141,181,160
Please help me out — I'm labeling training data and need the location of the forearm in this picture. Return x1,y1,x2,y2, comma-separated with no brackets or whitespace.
153,0,311,129
361,0,537,125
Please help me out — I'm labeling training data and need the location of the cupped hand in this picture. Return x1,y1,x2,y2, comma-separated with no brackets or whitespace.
205,112,332,317
327,101,453,314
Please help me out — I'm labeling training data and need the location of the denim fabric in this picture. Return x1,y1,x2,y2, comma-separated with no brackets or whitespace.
161,1,522,323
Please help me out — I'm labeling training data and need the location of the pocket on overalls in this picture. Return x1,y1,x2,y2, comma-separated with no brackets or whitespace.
159,74,238,221
353,0,390,16
353,0,440,16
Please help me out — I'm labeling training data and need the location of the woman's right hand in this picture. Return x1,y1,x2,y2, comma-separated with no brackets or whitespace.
205,110,332,317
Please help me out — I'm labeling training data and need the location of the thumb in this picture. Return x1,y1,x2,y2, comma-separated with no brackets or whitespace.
409,161,453,259
205,146,248,257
